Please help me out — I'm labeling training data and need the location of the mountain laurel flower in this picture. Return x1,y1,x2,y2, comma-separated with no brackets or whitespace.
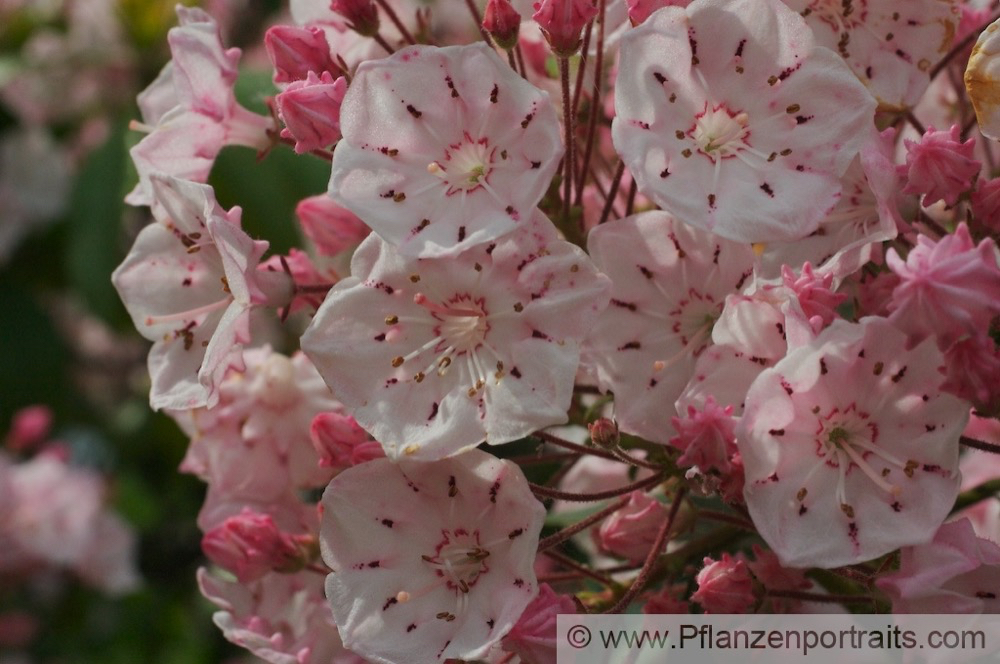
612,0,876,244
112,175,293,411
737,317,967,568
691,554,755,614
876,518,1000,613
328,43,563,258
126,6,272,208
581,211,754,446
501,584,577,664
966,17,1000,141
276,71,348,154
301,212,610,461
532,0,597,57
201,509,308,583
596,490,670,563
669,397,738,474
783,0,960,109
886,223,1000,348
319,449,546,664
264,25,336,84
780,262,847,330
483,0,522,50
900,125,981,207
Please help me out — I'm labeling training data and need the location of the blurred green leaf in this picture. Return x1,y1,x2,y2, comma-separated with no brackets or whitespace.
65,117,132,329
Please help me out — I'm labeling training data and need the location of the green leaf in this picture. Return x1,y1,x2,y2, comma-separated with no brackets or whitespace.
65,117,131,329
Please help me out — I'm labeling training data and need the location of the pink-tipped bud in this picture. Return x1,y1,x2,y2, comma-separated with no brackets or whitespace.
264,25,336,84
595,490,669,563
330,0,380,36
483,0,521,50
201,510,304,583
691,554,755,614
296,195,370,256
532,0,597,57
276,71,348,154
6,405,52,452
587,417,619,449
501,584,576,664
310,412,384,470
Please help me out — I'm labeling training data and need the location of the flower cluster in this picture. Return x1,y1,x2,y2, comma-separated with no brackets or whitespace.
108,0,1000,661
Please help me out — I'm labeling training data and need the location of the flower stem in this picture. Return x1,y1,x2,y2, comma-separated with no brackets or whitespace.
374,0,417,44
560,57,574,227
537,496,630,552
961,436,1000,455
530,471,665,502
575,0,606,210
598,160,625,225
532,430,661,470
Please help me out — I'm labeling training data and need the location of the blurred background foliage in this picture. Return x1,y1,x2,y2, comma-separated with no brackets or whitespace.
0,1,325,661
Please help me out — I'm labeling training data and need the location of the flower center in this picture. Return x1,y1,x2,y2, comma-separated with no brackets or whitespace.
691,106,750,160
428,134,496,194
422,529,490,594
416,293,490,354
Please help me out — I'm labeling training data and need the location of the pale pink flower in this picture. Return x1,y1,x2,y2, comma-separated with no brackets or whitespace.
691,554,755,614
595,490,669,563
264,25,336,84
757,127,901,282
202,509,307,583
301,212,610,461
581,211,754,445
296,195,370,257
126,7,273,207
501,584,576,664
886,223,1000,348
737,317,967,568
532,0,597,56
319,449,545,664
310,412,385,470
900,125,981,207
971,176,1000,231
75,513,142,595
483,0,522,49
669,397,738,474
966,17,1000,141
112,176,292,411
612,0,876,243
276,71,348,154
328,43,563,258
783,0,960,109
198,568,364,664
876,518,1000,613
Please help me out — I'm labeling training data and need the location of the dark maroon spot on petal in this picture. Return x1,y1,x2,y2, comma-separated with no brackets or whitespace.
407,480,420,492
781,379,793,395
486,243,496,254
508,528,524,539
708,193,716,208
735,39,745,57
505,205,515,215
429,402,439,420
513,578,525,588
406,104,422,118
653,72,666,84
923,464,942,473
795,165,805,171
925,424,936,432
407,623,417,632
368,560,381,568
760,183,774,197
820,358,828,375
618,341,642,350
438,640,451,658
531,329,549,340
448,475,458,497
798,504,807,515
489,480,500,503
374,333,386,341
510,367,522,378
660,168,670,178
769,428,785,436
458,226,466,242
858,349,866,358
865,66,873,79
182,278,192,286
383,597,398,610
795,115,813,125
891,501,902,512
530,160,541,169
487,619,495,629
521,113,534,128
611,299,637,311
976,592,997,599
490,84,499,103
445,76,459,98
649,378,658,387
381,518,394,528
891,366,907,383
639,265,654,279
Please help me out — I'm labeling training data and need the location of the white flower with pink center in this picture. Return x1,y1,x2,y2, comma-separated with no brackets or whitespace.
328,42,563,257
112,175,292,411
737,317,967,568
612,0,876,243
783,0,960,109
301,212,610,460
581,211,754,445
318,449,545,664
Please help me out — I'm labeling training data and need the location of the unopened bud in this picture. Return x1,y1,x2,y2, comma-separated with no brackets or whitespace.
532,0,597,57
276,71,348,154
330,0,380,37
202,510,304,583
264,25,336,84
588,417,619,449
483,0,521,50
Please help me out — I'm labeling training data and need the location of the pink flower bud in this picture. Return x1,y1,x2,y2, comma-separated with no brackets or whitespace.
587,417,619,449
502,584,576,664
900,125,981,207
276,71,348,154
532,0,597,57
330,0,380,36
669,397,736,474
6,405,52,452
780,262,846,330
626,0,689,25
691,554,755,614
310,412,384,470
295,194,370,257
483,0,521,50
264,25,336,84
972,176,1000,232
201,509,303,583
596,490,669,563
